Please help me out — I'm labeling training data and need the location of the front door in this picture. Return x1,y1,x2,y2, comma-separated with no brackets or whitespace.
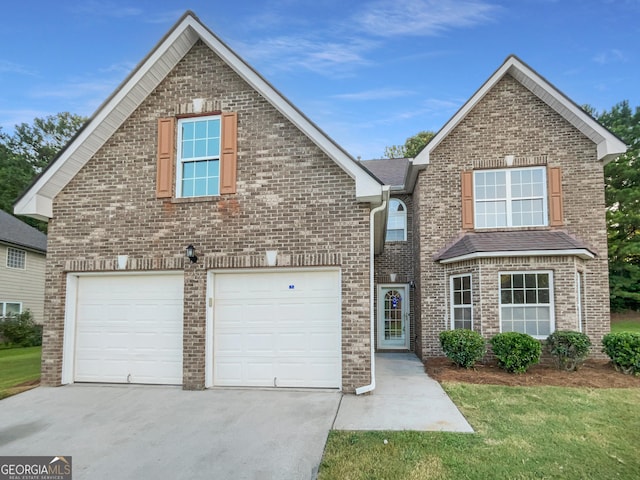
377,285,410,350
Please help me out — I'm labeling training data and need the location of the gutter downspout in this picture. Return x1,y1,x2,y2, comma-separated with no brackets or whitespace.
356,196,388,395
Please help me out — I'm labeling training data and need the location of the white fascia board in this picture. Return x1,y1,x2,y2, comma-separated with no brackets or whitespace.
188,18,383,204
438,249,595,264
414,55,627,166
14,194,52,222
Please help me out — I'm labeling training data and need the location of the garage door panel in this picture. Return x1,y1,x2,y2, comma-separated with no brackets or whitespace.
213,270,340,388
74,274,184,385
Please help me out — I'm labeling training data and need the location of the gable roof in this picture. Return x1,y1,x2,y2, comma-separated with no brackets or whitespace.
0,210,47,253
414,55,627,167
433,230,594,263
14,11,382,221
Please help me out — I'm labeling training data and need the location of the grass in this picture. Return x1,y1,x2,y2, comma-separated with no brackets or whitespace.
0,346,41,400
319,384,640,479
611,319,640,334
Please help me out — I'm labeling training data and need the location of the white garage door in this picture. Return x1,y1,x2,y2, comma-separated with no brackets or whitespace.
213,269,341,388
74,274,184,384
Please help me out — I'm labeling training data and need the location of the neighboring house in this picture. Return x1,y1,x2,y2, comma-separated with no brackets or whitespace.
0,210,47,323
14,11,625,392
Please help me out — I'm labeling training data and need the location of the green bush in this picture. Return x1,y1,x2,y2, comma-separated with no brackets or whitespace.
602,332,640,376
0,310,43,347
546,330,592,371
490,332,541,373
439,329,486,368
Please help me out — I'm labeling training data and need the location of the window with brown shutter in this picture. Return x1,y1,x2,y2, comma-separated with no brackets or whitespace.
157,112,238,198
548,166,564,226
461,171,474,229
156,117,175,198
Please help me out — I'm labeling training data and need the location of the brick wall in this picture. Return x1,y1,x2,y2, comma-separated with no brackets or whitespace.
43,40,372,391
415,73,609,358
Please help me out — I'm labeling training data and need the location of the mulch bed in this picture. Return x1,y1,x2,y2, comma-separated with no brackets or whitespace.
425,357,640,388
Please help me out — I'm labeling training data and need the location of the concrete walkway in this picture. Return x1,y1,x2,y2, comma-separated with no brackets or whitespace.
334,353,474,432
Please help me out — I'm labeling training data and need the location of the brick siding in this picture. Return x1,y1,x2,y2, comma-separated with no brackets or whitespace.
42,40,371,391
414,74,609,359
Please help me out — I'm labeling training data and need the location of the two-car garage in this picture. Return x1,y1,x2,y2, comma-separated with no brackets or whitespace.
65,269,341,389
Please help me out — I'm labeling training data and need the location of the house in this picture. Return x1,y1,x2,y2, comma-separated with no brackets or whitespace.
14,12,625,392
0,210,47,323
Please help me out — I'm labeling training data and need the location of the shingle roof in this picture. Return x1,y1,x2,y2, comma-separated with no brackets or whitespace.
0,210,47,253
360,158,409,187
434,230,594,262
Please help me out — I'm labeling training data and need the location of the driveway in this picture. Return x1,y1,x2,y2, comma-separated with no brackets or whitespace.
0,385,340,480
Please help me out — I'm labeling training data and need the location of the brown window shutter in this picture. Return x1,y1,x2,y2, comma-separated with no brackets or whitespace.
548,166,564,226
220,112,238,195
461,171,474,229
156,117,175,198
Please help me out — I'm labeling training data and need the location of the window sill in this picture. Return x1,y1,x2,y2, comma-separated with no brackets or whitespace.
169,195,229,204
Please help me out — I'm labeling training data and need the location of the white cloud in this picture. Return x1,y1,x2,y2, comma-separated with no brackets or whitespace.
593,49,627,65
332,88,416,101
239,35,377,76
356,0,500,37
0,60,37,76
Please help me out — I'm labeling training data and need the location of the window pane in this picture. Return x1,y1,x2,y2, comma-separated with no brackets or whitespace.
182,179,194,197
6,303,21,315
454,292,462,305
538,274,549,288
462,291,471,304
207,177,219,196
525,274,537,288
182,122,194,140
514,290,525,303
501,275,512,289
501,290,512,304
195,120,207,138
453,277,462,291
194,139,207,157
195,161,207,177
462,276,471,290
526,290,537,303
182,140,194,159
512,307,525,321
513,274,524,288
208,138,220,156
183,162,195,179
194,179,207,196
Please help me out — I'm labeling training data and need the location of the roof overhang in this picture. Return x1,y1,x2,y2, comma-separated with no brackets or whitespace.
438,248,595,264
414,55,627,167
14,11,382,220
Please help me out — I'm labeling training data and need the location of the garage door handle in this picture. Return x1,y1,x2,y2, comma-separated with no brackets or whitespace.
127,374,131,383
274,377,277,387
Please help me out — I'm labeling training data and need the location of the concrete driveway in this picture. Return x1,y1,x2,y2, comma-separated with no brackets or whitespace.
0,385,341,480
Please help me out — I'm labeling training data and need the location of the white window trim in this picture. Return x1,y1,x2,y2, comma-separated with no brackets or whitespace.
474,166,548,229
386,198,407,242
6,247,26,270
576,271,584,333
450,274,473,330
175,115,222,198
498,270,555,339
1,301,22,317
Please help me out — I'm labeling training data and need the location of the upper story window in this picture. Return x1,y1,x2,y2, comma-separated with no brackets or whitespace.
176,116,221,197
386,199,407,242
474,167,547,229
6,247,25,269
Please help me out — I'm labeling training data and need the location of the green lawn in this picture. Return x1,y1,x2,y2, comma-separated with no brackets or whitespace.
0,346,41,399
611,319,640,334
320,384,640,479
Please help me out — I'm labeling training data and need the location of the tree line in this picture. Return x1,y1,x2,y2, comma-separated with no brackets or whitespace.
1,104,639,310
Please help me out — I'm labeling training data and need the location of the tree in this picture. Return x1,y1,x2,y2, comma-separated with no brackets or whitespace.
0,112,86,232
598,101,640,310
384,130,435,159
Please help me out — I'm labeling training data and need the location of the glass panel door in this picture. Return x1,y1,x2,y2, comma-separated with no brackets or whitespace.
378,285,409,349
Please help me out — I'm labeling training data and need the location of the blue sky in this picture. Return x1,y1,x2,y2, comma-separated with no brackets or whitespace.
1,1,638,159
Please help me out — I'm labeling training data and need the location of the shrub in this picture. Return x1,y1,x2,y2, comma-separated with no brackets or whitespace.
490,332,541,373
0,310,43,347
439,329,486,368
602,332,640,376
546,330,592,371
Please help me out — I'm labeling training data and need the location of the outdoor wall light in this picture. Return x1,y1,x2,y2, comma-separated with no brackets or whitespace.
186,244,198,263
